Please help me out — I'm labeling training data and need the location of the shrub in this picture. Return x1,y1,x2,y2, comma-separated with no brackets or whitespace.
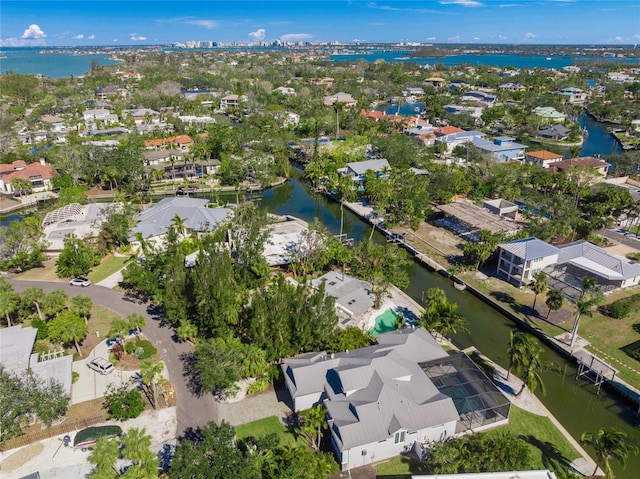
608,300,633,319
72,371,79,383
103,384,145,421
246,376,270,396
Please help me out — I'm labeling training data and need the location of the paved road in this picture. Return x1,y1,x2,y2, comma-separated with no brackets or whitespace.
9,279,218,436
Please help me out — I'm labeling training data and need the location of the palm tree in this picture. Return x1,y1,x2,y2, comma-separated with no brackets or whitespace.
516,350,546,397
121,427,156,468
545,289,564,319
529,271,548,310
58,312,88,358
140,358,164,409
0,278,19,326
507,331,537,380
299,404,327,452
21,286,45,321
171,213,187,238
134,231,153,258
70,295,93,324
438,302,468,339
127,313,145,334
581,428,639,479
570,279,604,347
88,436,119,475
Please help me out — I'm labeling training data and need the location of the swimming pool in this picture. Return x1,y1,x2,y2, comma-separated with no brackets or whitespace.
371,309,399,335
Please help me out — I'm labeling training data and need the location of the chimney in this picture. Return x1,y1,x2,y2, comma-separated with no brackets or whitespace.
39,158,46,166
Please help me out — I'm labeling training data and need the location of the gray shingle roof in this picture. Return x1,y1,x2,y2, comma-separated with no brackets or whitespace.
130,197,232,239
346,159,391,176
498,237,560,261
282,328,459,450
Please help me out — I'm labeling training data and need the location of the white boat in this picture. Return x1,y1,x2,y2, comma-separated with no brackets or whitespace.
546,57,552,60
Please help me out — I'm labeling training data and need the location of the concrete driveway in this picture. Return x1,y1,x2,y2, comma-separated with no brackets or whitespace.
9,279,219,436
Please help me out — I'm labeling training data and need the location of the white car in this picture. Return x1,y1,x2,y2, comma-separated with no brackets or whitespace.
86,357,114,375
69,277,91,287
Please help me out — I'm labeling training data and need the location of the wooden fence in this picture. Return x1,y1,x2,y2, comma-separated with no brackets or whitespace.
1,413,108,452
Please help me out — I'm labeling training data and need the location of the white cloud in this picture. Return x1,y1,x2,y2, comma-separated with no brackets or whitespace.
88,34,95,40
368,2,446,14
249,28,266,41
440,0,483,7
279,33,313,42
187,20,218,29
614,35,626,43
448,35,461,42
21,24,46,40
473,36,481,41
498,34,507,40
74,34,84,40
524,32,537,40
426,36,437,41
130,34,147,41
499,3,526,7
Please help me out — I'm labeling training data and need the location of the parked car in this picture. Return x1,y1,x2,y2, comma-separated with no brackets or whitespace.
74,425,122,451
86,357,114,375
69,277,91,287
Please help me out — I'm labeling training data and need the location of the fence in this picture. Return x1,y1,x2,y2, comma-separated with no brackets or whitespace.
0,413,107,452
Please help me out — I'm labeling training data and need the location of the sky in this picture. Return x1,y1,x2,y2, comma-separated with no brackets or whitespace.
1,0,639,47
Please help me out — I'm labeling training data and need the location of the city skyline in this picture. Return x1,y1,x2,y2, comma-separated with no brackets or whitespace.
1,0,639,47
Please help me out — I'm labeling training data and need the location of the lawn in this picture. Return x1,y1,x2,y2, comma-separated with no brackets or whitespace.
461,270,640,391
376,406,580,477
88,254,131,283
234,416,304,448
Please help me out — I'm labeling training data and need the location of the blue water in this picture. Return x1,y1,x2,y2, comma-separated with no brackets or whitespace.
380,102,424,116
331,51,640,69
578,113,623,157
0,47,120,78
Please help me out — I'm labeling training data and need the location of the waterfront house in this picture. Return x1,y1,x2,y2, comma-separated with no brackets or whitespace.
559,87,588,105
497,237,560,287
345,159,391,182
323,92,358,107
434,130,485,154
42,203,114,252
143,135,193,151
220,94,247,111
525,150,564,168
424,77,446,88
444,104,483,118
274,86,296,95
536,124,572,141
461,91,496,106
129,197,232,248
403,87,425,96
0,158,55,195
549,156,611,179
533,106,565,123
498,82,526,92
282,328,509,471
547,240,640,293
310,270,375,329
470,136,527,163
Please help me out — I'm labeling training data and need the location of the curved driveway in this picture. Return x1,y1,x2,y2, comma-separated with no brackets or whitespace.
9,279,218,436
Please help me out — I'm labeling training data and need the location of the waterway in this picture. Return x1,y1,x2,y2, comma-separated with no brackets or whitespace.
256,168,640,478
579,113,624,158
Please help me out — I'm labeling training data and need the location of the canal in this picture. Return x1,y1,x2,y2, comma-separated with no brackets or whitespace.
257,169,640,478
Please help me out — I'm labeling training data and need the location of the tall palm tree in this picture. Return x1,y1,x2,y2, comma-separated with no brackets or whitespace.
134,231,153,258
529,271,548,310
140,358,164,409
299,404,327,452
570,279,603,347
171,213,187,238
545,289,564,320
507,331,537,380
581,428,639,479
438,302,468,339
516,350,546,397
0,278,19,326
59,313,88,358
21,286,45,321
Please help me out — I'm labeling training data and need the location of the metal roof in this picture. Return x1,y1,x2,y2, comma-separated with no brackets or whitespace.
556,240,640,281
345,159,391,176
498,237,560,261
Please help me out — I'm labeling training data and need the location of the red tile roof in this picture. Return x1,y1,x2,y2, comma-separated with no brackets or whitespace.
144,135,193,148
0,160,27,174
434,126,464,136
3,162,54,184
526,150,563,160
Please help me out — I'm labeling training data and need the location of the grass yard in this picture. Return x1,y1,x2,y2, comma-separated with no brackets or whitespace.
234,416,304,448
88,254,131,283
376,406,580,477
